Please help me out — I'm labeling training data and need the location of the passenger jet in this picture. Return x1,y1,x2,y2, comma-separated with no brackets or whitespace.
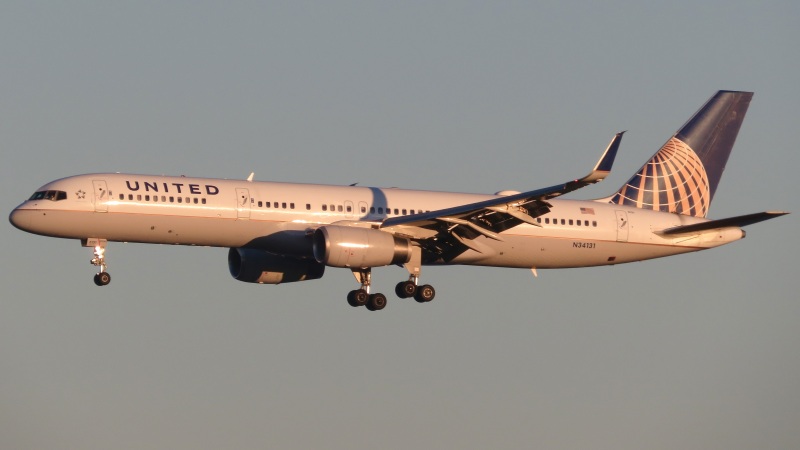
9,91,787,311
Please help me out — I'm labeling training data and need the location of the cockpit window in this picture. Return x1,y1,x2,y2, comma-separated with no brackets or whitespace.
29,190,68,201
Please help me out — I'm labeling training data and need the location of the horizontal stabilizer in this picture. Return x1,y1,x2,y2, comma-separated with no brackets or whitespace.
658,211,789,235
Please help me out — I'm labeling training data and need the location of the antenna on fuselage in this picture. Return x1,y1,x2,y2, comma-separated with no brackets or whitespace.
246,172,254,182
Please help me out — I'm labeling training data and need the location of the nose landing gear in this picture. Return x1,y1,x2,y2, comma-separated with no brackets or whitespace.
84,238,111,286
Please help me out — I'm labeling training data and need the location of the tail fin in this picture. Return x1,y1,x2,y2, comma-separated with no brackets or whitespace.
608,91,753,217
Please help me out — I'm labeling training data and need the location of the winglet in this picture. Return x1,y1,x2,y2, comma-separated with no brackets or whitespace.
580,131,624,183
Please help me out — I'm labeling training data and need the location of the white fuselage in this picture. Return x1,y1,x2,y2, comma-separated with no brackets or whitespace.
9,173,745,270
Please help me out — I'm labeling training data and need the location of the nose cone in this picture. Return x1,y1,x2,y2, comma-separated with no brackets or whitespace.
9,207,30,232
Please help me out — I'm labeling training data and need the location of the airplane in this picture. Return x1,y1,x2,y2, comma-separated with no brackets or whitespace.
9,91,788,311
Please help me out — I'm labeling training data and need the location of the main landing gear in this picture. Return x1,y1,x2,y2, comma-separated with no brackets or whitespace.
346,248,436,311
347,269,435,311
347,268,387,311
395,277,435,303
84,238,111,286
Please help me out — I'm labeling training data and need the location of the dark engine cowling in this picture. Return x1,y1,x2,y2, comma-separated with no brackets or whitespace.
228,248,325,284
312,225,412,268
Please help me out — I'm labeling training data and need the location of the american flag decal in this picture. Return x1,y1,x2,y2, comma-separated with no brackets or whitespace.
580,207,595,215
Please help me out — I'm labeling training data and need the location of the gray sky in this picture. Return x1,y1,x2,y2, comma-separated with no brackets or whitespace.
2,1,798,449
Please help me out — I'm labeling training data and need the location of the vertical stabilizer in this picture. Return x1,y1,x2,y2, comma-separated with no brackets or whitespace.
608,91,753,217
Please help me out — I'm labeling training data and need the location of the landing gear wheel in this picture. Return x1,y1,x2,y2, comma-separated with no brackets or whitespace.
347,289,368,307
395,280,417,298
93,272,111,286
414,284,435,303
366,293,387,311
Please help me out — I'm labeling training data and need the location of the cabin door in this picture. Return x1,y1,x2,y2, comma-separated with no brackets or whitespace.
92,180,108,212
236,188,251,219
615,210,629,242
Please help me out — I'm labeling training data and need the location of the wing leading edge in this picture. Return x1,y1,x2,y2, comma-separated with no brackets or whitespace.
381,132,624,235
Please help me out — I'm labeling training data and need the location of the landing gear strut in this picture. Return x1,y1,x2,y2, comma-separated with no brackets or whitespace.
84,238,111,286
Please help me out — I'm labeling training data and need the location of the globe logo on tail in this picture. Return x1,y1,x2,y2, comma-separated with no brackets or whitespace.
610,137,710,218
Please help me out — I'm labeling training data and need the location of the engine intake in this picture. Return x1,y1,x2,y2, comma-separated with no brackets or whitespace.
228,248,325,284
312,226,411,268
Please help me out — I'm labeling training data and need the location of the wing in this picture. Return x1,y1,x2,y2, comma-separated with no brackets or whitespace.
380,132,624,258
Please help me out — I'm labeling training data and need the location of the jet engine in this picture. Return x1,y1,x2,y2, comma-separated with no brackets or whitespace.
313,226,412,268
228,248,325,284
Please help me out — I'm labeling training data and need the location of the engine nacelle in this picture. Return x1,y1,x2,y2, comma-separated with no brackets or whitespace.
312,226,412,268
228,248,325,284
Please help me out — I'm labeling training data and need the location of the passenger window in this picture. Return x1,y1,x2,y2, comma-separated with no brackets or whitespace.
584,220,589,226
576,220,581,226
402,209,407,215
346,205,352,213
202,199,207,204
145,195,150,201
370,207,375,214
337,205,343,212
592,221,597,227
561,219,565,225
258,201,263,207
410,209,415,215
282,202,287,209
128,194,133,200
394,208,399,215
290,203,295,209
378,207,384,214
537,218,542,223
545,218,549,224
361,206,366,213
322,204,327,211
162,196,167,202
569,219,573,225
169,196,174,202
194,198,199,204
177,197,182,203
119,194,124,200
306,204,311,210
